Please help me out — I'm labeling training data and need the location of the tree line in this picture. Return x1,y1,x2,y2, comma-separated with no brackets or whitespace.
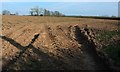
30,6,65,16
2,10,19,15
2,6,65,16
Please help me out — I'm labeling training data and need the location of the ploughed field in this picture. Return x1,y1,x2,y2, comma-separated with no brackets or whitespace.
1,15,119,70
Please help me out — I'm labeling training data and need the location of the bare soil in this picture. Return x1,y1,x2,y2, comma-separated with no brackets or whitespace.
1,15,119,70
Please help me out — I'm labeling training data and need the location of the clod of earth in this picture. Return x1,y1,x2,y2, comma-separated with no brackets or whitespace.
2,16,119,71
1,25,112,70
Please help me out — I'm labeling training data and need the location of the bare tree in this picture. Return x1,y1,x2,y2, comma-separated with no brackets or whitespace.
44,9,50,16
54,11,63,16
34,6,40,16
30,6,44,16
15,12,19,15
30,11,34,16
39,8,44,16
50,11,54,16
2,10,11,15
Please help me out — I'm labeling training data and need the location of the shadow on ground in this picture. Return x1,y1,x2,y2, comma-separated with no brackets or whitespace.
0,35,66,70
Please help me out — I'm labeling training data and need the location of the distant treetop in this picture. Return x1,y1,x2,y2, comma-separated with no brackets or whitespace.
30,6,65,16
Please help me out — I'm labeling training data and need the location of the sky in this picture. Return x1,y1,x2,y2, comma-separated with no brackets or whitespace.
1,0,119,2
1,2,119,16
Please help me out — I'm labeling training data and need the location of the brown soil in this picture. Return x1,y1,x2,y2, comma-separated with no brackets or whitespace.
1,15,119,70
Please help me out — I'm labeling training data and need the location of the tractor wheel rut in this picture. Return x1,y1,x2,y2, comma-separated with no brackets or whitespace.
1,25,111,70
